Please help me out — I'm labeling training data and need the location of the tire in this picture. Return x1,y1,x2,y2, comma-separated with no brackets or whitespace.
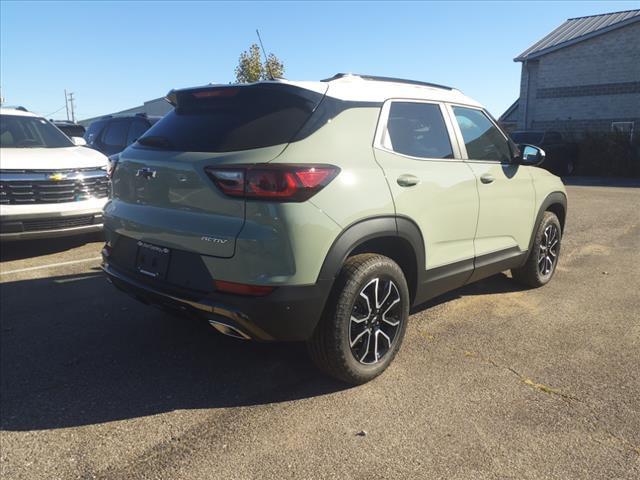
307,254,410,385
511,211,562,288
564,159,575,176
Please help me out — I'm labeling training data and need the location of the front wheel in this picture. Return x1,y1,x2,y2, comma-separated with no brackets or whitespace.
511,211,562,287
307,254,410,384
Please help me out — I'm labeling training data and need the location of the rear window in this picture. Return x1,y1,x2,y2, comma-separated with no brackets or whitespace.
127,119,150,145
56,124,85,138
137,84,324,153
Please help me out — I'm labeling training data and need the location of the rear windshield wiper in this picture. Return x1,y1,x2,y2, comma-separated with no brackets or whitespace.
137,136,173,149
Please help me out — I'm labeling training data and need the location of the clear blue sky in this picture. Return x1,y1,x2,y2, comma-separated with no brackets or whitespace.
1,0,637,120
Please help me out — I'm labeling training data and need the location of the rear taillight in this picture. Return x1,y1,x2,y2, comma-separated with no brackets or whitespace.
205,165,339,202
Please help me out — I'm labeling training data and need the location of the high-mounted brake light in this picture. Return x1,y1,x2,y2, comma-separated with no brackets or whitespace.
205,165,339,202
192,88,240,99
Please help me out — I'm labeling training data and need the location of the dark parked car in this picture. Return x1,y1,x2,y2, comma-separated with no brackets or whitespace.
52,120,86,139
510,130,578,176
85,114,160,157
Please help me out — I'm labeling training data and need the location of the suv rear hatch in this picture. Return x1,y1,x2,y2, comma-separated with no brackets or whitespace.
108,82,327,258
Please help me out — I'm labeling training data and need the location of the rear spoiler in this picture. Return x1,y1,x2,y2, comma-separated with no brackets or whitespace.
164,83,326,109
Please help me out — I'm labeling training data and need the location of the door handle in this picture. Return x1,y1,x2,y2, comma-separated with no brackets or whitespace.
480,173,495,184
397,174,419,187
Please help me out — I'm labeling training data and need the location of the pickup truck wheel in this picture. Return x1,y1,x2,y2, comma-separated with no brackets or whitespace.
565,160,575,176
307,254,409,385
511,211,562,287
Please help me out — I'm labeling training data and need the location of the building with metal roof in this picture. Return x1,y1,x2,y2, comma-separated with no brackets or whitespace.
500,9,639,136
79,97,172,127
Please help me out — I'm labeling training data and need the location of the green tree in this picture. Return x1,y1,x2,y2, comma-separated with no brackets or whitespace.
264,53,284,80
234,43,285,83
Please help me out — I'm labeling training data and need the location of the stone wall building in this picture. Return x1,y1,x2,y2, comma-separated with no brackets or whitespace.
500,10,640,137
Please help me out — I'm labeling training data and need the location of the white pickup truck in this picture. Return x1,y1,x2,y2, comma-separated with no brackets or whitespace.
0,107,109,240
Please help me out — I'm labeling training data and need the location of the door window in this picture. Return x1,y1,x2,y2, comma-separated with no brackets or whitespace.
385,102,453,159
102,120,129,148
452,107,511,162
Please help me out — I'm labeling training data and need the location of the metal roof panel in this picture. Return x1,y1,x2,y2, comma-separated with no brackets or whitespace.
515,9,640,61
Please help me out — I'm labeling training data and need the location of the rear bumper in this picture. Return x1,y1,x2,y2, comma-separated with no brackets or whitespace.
102,261,332,342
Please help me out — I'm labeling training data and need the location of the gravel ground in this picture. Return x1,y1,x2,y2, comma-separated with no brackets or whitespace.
1,183,639,479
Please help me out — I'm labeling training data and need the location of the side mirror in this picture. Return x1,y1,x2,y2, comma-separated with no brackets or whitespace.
517,144,545,166
72,136,87,146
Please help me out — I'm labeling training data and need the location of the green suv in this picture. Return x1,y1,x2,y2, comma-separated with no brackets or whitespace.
102,74,567,384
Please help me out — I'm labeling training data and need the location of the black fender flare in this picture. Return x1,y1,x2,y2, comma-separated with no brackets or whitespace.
527,191,568,253
317,215,426,286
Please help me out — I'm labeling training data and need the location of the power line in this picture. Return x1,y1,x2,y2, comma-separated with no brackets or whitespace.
44,105,68,117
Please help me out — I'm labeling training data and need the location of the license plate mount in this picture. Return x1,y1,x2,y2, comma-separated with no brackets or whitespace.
135,241,171,280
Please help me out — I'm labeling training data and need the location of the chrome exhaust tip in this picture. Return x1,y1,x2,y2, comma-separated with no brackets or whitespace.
208,320,251,340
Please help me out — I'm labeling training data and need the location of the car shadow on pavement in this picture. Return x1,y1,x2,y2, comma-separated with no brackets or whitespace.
0,233,104,262
0,270,346,431
1,269,527,432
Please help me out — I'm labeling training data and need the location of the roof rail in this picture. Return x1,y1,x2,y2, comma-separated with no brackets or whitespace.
3,105,29,112
321,73,453,91
135,112,148,117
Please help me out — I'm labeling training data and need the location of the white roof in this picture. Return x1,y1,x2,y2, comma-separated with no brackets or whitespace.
0,107,39,117
182,74,482,108
319,74,481,107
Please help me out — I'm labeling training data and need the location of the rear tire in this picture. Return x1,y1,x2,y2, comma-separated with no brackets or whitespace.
307,254,410,385
511,211,562,288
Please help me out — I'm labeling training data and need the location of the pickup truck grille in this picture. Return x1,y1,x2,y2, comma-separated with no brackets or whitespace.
22,215,96,232
0,169,109,205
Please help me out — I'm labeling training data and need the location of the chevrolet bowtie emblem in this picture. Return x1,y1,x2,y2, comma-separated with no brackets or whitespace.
48,173,67,181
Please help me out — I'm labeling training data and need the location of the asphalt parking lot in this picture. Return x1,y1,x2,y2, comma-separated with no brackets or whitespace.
1,182,639,480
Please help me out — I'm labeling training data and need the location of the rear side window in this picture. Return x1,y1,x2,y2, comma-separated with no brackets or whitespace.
102,120,129,147
385,102,453,159
452,107,511,162
137,84,324,153
85,120,108,144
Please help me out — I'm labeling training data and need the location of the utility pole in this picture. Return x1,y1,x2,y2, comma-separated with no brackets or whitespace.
68,92,76,123
64,89,69,120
